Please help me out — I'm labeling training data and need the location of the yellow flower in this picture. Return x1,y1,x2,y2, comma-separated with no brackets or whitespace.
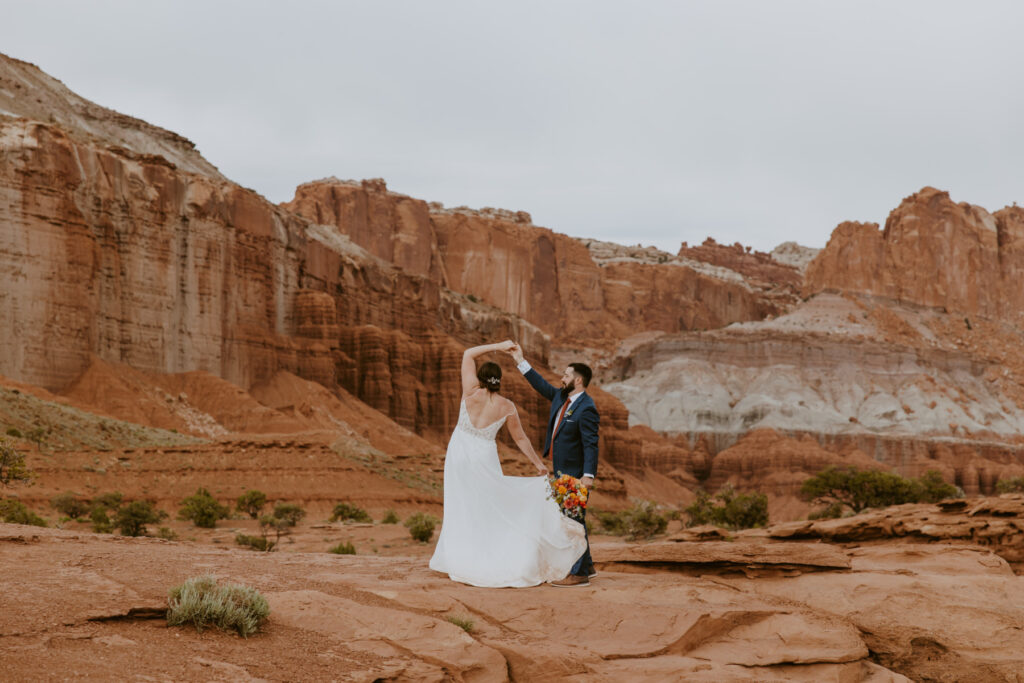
557,485,567,495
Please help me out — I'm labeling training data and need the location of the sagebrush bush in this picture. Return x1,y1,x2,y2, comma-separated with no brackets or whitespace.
115,500,167,537
404,512,439,542
328,541,356,555
685,486,769,531
596,500,668,540
178,488,230,528
0,499,47,526
381,509,400,524
166,575,270,637
235,490,267,519
51,492,91,519
330,502,371,523
236,533,275,552
5,427,22,438
156,526,178,541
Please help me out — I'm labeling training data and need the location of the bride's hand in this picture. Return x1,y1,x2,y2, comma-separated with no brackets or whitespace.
496,340,516,352
535,463,550,476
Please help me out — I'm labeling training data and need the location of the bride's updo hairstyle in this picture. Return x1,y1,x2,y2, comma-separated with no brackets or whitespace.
478,362,502,393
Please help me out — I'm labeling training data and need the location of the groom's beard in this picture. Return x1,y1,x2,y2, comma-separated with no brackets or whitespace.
560,384,572,400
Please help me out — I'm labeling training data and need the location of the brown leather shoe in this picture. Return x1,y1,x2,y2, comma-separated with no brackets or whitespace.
549,574,590,587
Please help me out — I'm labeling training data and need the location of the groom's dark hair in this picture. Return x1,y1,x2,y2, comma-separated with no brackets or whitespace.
478,362,502,393
569,363,592,387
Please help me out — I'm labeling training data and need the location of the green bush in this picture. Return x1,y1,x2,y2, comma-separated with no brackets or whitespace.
90,506,113,533
156,526,178,541
328,541,356,555
51,492,91,519
92,491,124,511
800,467,958,515
167,575,270,637
272,503,306,527
115,500,167,537
915,469,960,503
685,486,769,531
330,502,371,523
5,427,22,438
404,512,439,543
0,437,32,486
996,476,1024,494
446,615,474,632
381,509,400,524
807,502,845,520
597,500,669,540
236,533,275,552
178,488,230,528
0,499,47,526
236,490,267,519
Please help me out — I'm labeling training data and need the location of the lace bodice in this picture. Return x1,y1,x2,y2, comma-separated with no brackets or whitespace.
457,399,508,441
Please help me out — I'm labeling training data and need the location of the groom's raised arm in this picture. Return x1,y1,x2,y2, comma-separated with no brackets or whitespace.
509,343,558,400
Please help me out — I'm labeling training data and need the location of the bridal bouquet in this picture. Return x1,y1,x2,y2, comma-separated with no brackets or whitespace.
547,473,588,522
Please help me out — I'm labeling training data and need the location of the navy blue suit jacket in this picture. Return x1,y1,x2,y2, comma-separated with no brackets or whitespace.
523,368,599,479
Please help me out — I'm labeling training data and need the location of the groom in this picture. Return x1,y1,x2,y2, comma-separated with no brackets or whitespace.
509,343,598,587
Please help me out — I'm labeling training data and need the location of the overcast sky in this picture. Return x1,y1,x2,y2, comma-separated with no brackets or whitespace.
2,1,1021,253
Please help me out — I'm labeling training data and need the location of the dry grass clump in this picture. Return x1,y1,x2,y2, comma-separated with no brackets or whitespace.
446,614,474,632
167,575,269,637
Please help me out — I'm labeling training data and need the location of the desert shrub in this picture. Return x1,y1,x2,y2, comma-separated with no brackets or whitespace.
235,490,267,519
167,575,269,638
6,427,22,438
253,503,306,548
330,502,371,523
92,491,124,511
178,488,230,528
236,533,274,552
328,541,356,555
115,500,167,537
404,512,439,543
685,486,769,531
996,476,1024,494
801,467,957,515
597,500,669,540
272,503,306,527
446,615,474,632
381,509,400,524
915,469,960,503
90,506,113,533
0,499,47,526
807,502,845,520
51,492,91,519
156,526,179,541
26,426,48,446
0,437,32,486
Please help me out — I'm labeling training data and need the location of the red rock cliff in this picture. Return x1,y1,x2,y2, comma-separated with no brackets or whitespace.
805,187,1024,321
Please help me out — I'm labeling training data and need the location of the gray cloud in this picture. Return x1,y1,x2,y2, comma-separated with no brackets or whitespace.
2,0,1021,252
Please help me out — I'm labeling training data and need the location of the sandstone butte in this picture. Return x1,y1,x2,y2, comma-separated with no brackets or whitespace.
3,50,1024,679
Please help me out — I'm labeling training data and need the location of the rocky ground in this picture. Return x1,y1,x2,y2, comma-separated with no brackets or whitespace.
5,496,1024,682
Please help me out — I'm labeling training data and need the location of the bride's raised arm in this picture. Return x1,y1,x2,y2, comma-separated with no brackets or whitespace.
460,341,515,397
506,406,549,476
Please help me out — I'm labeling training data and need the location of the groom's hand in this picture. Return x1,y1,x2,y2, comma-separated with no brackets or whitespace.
580,476,594,489
508,343,525,364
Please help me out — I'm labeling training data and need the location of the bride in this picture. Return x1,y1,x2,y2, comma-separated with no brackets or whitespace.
429,341,587,587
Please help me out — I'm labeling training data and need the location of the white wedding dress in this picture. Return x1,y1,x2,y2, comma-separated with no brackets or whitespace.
429,399,587,587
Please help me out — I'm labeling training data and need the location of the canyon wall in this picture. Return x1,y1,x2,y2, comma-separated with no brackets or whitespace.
805,187,1024,321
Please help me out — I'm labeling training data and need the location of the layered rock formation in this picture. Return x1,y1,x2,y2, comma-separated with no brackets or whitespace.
286,179,785,349
805,187,1024,322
